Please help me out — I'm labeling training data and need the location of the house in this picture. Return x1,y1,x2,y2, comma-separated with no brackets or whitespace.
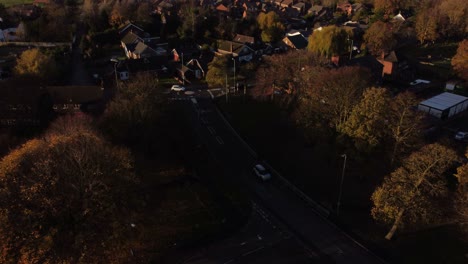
216,40,254,62
46,86,103,113
392,12,406,22
0,84,42,126
280,0,294,9
282,32,308,49
418,92,468,119
292,2,306,14
216,3,230,13
348,56,384,83
377,50,410,78
118,22,145,38
176,59,206,82
337,1,352,16
308,5,325,16
233,34,255,45
120,27,168,60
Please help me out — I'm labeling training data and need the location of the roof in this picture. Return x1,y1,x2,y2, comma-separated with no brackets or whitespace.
217,40,247,54
419,92,468,111
46,86,103,104
133,42,157,56
118,22,145,37
284,32,308,49
121,31,143,45
393,12,405,21
233,34,255,44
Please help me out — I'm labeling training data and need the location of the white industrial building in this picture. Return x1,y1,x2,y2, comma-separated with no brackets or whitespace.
418,92,468,119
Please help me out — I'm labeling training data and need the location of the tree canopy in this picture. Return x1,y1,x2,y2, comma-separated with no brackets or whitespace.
307,26,350,58
205,56,231,88
257,11,285,43
371,143,458,240
451,39,468,81
14,48,58,80
342,87,390,153
363,21,396,56
0,116,138,263
99,73,166,148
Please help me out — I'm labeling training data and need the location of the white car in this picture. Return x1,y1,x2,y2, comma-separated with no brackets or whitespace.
410,79,430,86
253,164,271,181
171,85,186,92
455,131,468,141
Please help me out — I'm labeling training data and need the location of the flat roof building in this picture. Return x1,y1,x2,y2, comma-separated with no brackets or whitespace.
418,92,468,119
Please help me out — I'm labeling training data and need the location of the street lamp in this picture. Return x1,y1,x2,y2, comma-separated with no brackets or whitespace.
337,154,347,216
110,58,119,87
347,36,354,60
231,57,236,92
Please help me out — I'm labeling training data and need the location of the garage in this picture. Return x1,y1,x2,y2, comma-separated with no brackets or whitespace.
418,92,468,119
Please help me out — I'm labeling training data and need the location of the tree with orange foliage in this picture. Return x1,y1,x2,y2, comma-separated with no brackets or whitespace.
451,40,468,81
0,116,139,263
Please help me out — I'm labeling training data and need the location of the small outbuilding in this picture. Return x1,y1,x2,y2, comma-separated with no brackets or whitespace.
418,92,468,119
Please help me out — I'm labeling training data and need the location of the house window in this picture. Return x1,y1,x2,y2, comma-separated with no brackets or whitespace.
74,104,80,110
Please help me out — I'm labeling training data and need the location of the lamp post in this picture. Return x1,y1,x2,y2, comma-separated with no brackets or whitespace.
110,58,119,88
232,57,236,92
181,52,185,86
337,154,347,216
347,37,353,60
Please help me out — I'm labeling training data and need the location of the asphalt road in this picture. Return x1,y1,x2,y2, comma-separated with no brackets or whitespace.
168,88,385,264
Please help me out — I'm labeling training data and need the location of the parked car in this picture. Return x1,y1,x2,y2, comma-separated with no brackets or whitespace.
410,79,430,86
455,131,468,141
171,85,186,92
253,164,271,181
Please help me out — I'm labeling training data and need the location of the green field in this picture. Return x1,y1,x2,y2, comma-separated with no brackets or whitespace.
3,0,34,7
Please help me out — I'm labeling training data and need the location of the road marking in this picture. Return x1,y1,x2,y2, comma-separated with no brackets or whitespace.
241,246,265,257
207,126,216,135
216,136,224,145
223,260,234,264
207,89,214,99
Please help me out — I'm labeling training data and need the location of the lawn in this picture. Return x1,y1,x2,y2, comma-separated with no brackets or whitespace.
217,95,468,264
401,42,459,80
2,0,34,7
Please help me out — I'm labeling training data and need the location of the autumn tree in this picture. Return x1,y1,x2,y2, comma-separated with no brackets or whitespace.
307,26,349,58
342,87,390,153
257,11,285,43
363,21,397,56
373,0,416,15
387,92,424,165
371,143,458,240
99,73,166,148
415,8,439,44
14,48,57,79
437,0,468,38
454,149,468,237
451,40,468,81
0,116,138,263
205,56,231,88
295,66,370,132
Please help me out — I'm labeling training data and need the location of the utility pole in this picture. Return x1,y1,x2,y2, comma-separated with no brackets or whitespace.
337,154,347,216
225,74,228,103
232,57,236,93
181,52,185,85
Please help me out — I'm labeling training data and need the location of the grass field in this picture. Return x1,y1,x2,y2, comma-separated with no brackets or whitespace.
3,0,34,7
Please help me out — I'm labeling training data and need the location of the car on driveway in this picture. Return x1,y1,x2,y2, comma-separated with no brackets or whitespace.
171,85,186,92
253,164,271,181
455,131,468,141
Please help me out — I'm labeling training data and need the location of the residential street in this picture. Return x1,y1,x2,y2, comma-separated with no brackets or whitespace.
169,92,386,263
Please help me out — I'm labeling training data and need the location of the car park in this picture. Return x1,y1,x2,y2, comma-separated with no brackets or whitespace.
170,85,186,92
253,164,271,181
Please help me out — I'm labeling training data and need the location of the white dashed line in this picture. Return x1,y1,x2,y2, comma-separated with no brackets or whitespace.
207,126,216,135
216,136,224,145
241,246,265,257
